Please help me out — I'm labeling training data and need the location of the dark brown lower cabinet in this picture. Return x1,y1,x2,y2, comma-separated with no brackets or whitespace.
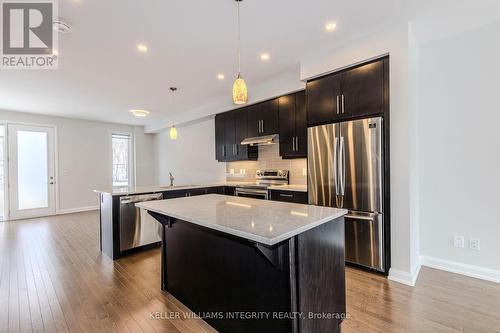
149,212,346,333
270,190,308,204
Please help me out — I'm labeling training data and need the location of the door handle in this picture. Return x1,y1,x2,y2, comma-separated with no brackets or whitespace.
339,136,346,195
345,214,375,221
342,94,345,114
336,95,340,115
333,137,339,195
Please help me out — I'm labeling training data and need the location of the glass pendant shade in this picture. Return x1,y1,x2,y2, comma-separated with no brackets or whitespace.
169,125,178,140
232,73,248,105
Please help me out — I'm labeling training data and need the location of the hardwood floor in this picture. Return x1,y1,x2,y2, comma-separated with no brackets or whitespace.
1,211,499,333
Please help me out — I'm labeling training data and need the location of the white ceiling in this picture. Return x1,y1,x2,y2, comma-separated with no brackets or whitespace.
0,0,451,126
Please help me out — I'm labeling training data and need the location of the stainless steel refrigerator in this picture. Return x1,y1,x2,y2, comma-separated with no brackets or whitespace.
308,117,385,272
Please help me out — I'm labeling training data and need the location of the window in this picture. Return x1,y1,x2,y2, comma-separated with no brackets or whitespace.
112,133,133,187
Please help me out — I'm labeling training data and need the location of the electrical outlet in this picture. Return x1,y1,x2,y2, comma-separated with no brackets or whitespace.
302,168,307,176
470,238,481,251
453,235,465,248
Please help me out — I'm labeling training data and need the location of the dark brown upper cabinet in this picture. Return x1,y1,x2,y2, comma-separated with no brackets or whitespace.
247,99,279,137
215,109,257,162
233,108,250,160
279,90,307,158
306,57,388,127
306,73,341,126
215,113,225,161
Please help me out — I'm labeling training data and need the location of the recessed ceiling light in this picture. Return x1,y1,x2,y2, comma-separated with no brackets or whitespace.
325,22,337,32
137,44,148,53
217,74,225,80
129,109,150,117
260,53,270,61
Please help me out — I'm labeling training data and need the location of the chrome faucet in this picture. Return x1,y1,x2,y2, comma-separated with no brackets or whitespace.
169,172,175,187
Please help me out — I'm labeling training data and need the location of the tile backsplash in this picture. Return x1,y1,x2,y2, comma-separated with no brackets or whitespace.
226,144,307,185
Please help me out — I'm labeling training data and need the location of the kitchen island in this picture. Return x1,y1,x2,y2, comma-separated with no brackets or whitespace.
137,194,347,333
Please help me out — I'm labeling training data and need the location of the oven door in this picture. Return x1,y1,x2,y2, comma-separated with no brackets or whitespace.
234,188,269,200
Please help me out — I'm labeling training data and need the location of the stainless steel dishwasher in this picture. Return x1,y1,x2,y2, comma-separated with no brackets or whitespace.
119,193,163,251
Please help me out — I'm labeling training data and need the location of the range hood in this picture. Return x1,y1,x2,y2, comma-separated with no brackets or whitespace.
241,134,277,146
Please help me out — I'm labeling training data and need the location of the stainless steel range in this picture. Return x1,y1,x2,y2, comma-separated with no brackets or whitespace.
234,169,289,200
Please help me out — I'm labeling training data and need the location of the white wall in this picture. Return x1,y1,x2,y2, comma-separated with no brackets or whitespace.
154,118,226,185
301,23,419,284
418,21,500,272
0,109,155,212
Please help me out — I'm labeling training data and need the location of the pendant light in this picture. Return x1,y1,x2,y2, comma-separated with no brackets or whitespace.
232,0,248,105
169,87,178,140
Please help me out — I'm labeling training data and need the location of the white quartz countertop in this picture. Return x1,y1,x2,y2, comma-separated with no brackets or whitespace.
94,182,255,196
268,184,308,192
136,194,346,246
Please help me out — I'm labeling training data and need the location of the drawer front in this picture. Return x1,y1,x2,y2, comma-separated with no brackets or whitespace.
207,186,225,195
224,186,235,196
270,190,308,204
163,190,187,199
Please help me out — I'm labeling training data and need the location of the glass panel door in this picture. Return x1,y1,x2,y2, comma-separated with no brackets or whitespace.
0,125,5,221
8,124,56,219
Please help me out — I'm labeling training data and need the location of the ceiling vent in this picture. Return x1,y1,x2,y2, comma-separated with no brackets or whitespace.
53,20,72,33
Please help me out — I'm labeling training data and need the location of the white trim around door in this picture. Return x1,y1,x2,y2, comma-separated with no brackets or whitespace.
7,123,57,220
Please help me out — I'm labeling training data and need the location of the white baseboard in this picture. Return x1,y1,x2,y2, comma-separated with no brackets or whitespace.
388,261,422,287
420,256,500,284
56,206,98,215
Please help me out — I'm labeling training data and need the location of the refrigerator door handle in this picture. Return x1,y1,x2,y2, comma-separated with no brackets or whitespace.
333,137,339,195
339,136,346,195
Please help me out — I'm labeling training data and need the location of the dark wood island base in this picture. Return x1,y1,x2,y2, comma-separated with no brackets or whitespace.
149,211,346,333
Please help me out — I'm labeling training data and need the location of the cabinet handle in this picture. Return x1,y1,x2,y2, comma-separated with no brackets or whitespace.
261,120,264,133
222,145,226,156
235,144,238,155
336,95,340,115
342,94,345,114
292,137,295,151
279,193,294,198
295,137,299,151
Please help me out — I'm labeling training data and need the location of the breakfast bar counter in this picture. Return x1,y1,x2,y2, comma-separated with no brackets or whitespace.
137,194,347,333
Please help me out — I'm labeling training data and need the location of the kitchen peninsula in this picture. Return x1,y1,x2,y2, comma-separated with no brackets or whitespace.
137,194,347,333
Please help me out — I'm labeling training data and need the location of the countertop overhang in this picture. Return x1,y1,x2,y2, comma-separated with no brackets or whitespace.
136,194,346,246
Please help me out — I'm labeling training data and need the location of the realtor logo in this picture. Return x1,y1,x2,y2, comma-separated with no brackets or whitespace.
1,0,58,69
